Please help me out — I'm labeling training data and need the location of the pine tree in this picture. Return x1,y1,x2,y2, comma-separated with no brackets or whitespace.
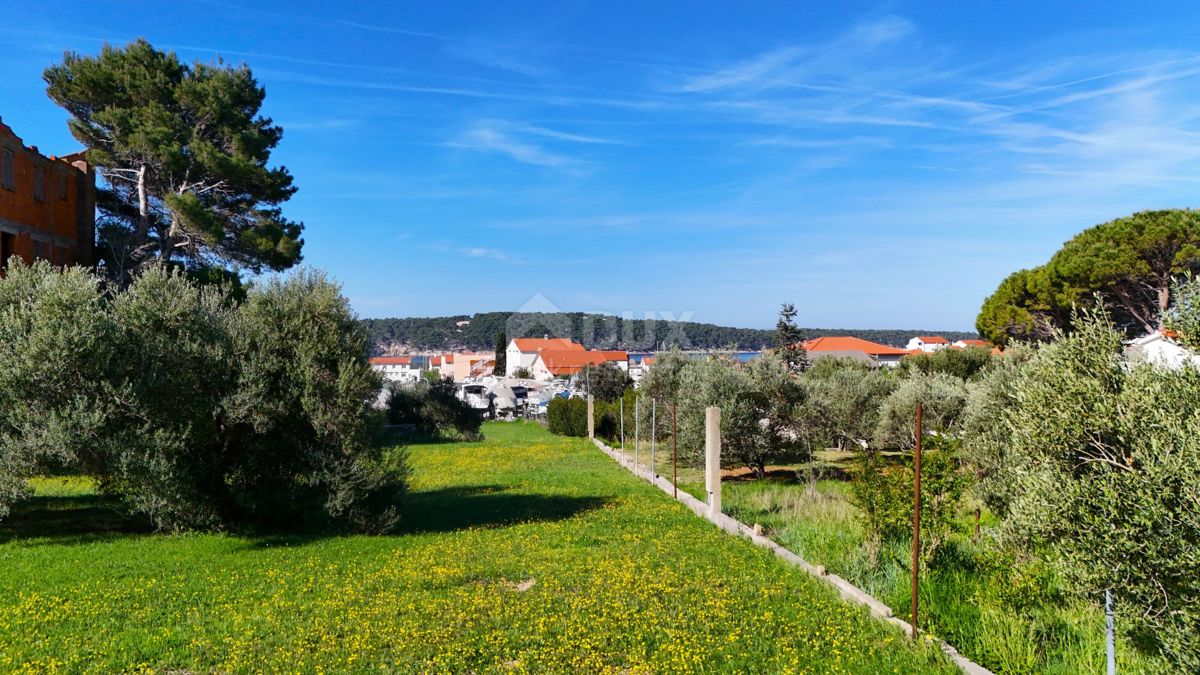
44,39,303,285
775,303,806,373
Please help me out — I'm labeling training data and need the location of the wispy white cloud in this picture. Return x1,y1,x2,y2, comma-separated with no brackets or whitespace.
675,15,915,94
280,118,360,131
518,123,630,146
448,125,578,169
425,241,517,262
337,20,445,40
444,120,624,170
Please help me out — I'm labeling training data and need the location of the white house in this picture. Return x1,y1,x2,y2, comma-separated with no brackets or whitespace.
906,335,950,352
629,355,655,386
1125,331,1200,370
505,337,585,377
369,356,421,384
952,339,993,350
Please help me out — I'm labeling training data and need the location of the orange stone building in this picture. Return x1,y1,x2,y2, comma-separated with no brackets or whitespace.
0,116,95,268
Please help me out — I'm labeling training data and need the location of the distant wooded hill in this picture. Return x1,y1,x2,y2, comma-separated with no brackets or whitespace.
361,312,978,354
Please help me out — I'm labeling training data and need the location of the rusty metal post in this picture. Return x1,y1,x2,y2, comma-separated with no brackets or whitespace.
912,402,923,640
651,399,657,477
974,507,981,543
672,401,678,499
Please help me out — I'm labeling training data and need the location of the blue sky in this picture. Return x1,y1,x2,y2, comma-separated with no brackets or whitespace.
3,2,1200,330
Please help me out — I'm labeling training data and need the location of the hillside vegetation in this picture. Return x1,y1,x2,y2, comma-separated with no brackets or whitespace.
362,311,977,353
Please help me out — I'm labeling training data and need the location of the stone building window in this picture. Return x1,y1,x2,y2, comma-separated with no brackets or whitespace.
33,165,45,202
1,149,13,190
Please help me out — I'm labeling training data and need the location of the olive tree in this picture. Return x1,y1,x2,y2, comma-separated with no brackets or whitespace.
0,263,406,533
872,371,969,449
799,359,896,450
994,313,1200,668
103,266,238,529
0,261,115,520
1166,275,1200,351
675,354,804,477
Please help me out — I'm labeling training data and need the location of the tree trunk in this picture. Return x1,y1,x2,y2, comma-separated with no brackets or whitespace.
1112,286,1155,334
136,165,149,235
1157,281,1171,332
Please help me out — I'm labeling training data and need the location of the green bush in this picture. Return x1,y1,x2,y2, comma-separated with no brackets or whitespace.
547,397,588,437
959,346,1033,516
991,312,1200,668
872,372,969,450
850,434,969,566
386,377,482,440
578,362,631,402
0,261,114,521
1166,274,1200,351
676,354,805,476
896,346,994,381
0,261,407,533
799,359,896,450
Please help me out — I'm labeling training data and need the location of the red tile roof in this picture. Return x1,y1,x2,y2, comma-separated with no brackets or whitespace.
801,336,909,356
370,356,412,366
918,336,949,343
537,349,628,376
955,339,992,348
512,337,585,352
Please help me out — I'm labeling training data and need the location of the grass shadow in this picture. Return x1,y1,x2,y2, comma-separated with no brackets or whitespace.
3,482,609,549
396,484,609,535
242,485,610,549
0,494,153,545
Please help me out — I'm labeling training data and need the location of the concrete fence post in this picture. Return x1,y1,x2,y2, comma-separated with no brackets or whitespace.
705,406,721,517
587,395,595,440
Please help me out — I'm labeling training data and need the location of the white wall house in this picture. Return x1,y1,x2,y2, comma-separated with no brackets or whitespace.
1125,332,1200,370
906,335,950,352
505,337,585,377
369,356,420,384
629,356,654,386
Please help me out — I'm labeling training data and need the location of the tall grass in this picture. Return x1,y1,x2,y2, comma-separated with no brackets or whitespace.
693,470,1170,674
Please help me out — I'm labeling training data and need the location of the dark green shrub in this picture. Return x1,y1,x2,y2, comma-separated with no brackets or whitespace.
386,378,482,440
547,397,588,437
0,262,408,534
578,362,631,402
993,313,1200,667
0,261,114,520
896,346,994,381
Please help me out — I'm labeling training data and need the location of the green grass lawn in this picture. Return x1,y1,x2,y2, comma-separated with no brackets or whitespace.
0,422,951,673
